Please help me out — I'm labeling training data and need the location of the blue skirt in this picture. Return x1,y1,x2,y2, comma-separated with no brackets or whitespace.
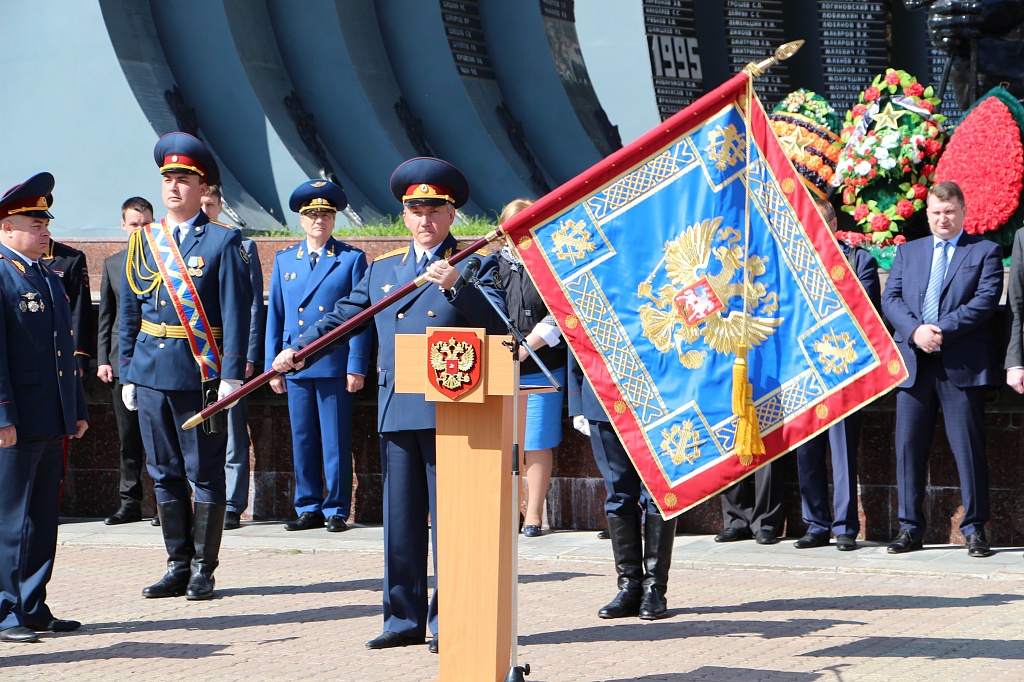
521,366,566,451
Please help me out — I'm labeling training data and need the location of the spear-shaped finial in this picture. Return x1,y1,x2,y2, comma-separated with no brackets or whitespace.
743,40,804,78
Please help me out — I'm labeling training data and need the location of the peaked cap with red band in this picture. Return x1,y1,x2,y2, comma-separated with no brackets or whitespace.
0,172,55,221
390,157,469,209
154,132,221,186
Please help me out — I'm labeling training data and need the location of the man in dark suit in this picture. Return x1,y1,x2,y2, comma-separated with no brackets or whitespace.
713,462,784,545
120,133,252,600
793,198,880,552
266,180,371,533
99,197,153,526
199,184,264,531
881,181,1002,558
41,238,92,375
273,158,507,655
568,353,677,621
0,173,89,643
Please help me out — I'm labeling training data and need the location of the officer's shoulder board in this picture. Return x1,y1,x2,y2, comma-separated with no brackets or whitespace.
209,219,234,230
375,246,408,262
0,255,26,276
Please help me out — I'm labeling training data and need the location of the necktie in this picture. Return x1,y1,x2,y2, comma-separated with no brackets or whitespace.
31,262,52,303
415,252,428,276
310,251,319,270
922,240,948,324
177,224,188,245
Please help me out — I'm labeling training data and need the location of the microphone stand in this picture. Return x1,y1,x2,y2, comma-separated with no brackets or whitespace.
463,272,562,682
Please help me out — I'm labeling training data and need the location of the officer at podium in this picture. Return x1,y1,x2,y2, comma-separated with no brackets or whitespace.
273,157,507,655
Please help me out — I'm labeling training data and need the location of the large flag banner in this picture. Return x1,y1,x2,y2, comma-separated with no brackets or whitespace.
500,71,908,518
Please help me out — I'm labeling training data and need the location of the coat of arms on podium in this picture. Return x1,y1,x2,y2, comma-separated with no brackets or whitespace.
427,330,483,400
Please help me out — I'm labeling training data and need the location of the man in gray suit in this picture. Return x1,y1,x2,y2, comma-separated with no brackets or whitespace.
882,181,1002,558
99,197,153,525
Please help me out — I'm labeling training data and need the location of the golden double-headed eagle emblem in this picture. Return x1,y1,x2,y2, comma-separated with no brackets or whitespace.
429,337,477,390
638,217,782,369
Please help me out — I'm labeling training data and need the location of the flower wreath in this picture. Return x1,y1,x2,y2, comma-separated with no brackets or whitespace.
834,69,946,244
769,90,842,199
934,86,1024,247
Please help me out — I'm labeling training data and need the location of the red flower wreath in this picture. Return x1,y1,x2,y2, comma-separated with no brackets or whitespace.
934,87,1024,245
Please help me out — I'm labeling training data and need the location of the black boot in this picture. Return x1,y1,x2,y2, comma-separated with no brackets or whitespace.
187,502,226,601
142,500,194,598
639,513,677,620
598,514,644,618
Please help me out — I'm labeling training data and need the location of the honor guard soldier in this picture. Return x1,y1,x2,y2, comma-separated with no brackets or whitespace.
273,158,508,655
568,353,677,621
0,173,89,642
120,133,252,600
266,180,371,533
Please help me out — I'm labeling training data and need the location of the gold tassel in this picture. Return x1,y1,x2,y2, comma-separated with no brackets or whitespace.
732,345,765,466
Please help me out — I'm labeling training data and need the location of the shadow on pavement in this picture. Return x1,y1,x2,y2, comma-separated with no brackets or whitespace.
602,667,821,681
214,578,382,596
0,642,229,668
675,593,1024,615
83,604,379,635
518,571,598,584
804,636,1024,659
521,617,860,645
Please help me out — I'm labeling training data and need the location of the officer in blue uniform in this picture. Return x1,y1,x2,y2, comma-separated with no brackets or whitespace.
120,133,252,601
793,198,881,552
568,353,677,621
0,173,88,643
265,180,371,533
273,158,507,655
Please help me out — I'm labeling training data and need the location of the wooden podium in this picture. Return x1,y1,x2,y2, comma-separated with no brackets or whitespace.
395,328,535,682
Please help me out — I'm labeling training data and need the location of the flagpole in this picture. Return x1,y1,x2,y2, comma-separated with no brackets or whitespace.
729,41,805,461
181,228,507,430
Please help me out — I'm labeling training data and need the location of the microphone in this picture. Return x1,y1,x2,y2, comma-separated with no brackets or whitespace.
451,256,482,292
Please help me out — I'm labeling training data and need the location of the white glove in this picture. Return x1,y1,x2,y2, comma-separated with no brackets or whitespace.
572,414,591,437
121,384,137,411
218,378,243,401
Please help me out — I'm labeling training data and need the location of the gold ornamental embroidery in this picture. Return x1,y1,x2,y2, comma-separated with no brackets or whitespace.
551,219,596,265
660,421,705,467
814,328,857,375
705,124,746,170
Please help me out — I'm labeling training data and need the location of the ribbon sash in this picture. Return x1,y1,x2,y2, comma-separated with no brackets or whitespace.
142,220,222,380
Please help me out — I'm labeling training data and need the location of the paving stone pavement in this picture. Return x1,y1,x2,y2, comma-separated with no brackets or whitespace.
2,520,1024,681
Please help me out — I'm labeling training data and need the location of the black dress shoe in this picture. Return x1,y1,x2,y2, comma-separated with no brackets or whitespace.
365,631,424,649
714,527,753,543
597,529,610,540
793,532,830,549
284,511,325,531
104,504,142,525
755,529,779,545
326,515,348,532
429,637,438,654
0,626,39,643
966,532,993,558
887,529,923,554
836,534,858,551
223,511,241,530
25,618,81,632
151,516,160,526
